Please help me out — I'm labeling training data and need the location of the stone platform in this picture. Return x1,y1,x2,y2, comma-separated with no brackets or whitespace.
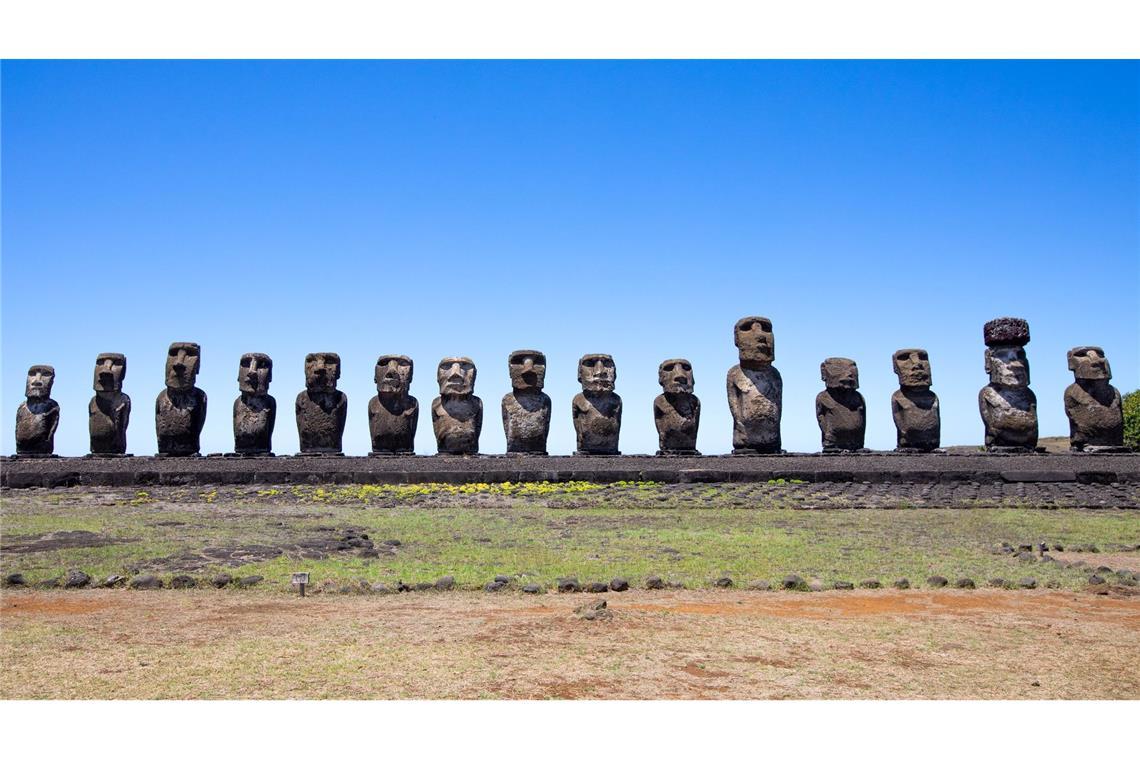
2,452,1138,488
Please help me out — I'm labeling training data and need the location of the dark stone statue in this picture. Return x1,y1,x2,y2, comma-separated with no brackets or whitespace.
572,354,621,455
816,358,866,452
890,348,940,452
15,365,58,456
979,318,1038,452
89,353,130,455
368,355,418,455
155,342,206,456
1064,346,1126,452
502,350,551,455
295,352,347,455
233,353,275,455
654,358,699,455
726,316,783,454
432,357,482,455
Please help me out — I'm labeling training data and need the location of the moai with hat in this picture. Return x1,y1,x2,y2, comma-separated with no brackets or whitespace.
295,352,347,455
1064,346,1127,452
368,355,418,455
979,318,1038,452
90,353,130,455
15,365,59,456
654,358,700,455
432,357,482,454
233,353,276,455
156,342,207,456
726,316,783,454
502,350,551,455
573,354,621,455
890,348,940,452
816,357,866,452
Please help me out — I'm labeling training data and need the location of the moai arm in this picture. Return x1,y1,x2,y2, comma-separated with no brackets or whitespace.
475,397,484,432
121,395,132,431
725,371,741,423
195,392,208,435
46,402,60,440
266,396,277,439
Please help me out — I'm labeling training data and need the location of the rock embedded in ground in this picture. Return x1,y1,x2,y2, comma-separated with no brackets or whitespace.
522,584,542,594
1045,580,1062,589
483,580,506,592
237,575,263,588
574,599,611,621
494,575,511,584
370,583,393,594
169,575,197,589
36,578,61,589
833,580,854,590
748,580,772,591
714,576,734,588
609,578,629,592
211,574,233,588
63,569,91,589
586,582,609,593
645,575,665,590
130,574,163,590
955,578,976,589
808,580,824,592
1018,577,1037,589
434,576,456,591
782,574,805,590
3,573,27,587
99,574,127,588
926,576,948,588
893,578,910,590
414,582,434,591
859,579,881,589
556,577,580,593
1088,574,1106,585
988,578,1006,588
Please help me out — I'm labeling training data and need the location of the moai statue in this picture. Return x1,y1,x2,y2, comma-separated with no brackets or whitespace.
979,317,1038,452
816,358,867,452
654,358,700,455
14,365,59,456
890,348,940,452
502,350,551,455
233,353,275,455
432,357,482,455
726,316,783,454
1064,346,1127,452
572,354,621,455
368,355,418,455
89,353,130,456
155,342,207,456
295,352,347,455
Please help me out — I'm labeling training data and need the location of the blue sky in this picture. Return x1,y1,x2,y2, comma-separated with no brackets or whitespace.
2,60,1137,456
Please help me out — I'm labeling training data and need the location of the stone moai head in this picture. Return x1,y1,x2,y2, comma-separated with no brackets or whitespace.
821,358,859,390
437,357,476,396
658,359,694,394
578,354,616,393
983,317,1031,388
375,355,413,396
94,353,127,393
25,365,55,399
238,353,273,395
304,352,341,392
734,316,775,364
893,348,931,389
508,350,547,392
165,342,201,390
1067,346,1111,381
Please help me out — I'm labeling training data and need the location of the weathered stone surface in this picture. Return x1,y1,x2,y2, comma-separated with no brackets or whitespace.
368,355,418,455
574,599,612,621
727,316,783,454
1018,577,1037,589
1064,347,1126,452
237,575,263,588
435,575,456,591
15,365,59,456
748,580,772,591
5,573,27,587
987,578,1006,588
99,574,127,588
170,574,197,589
955,578,976,589
654,359,700,455
483,580,506,592
645,575,666,590
89,353,131,455
816,358,866,452
233,353,275,455
713,576,734,588
980,318,1038,451
295,353,347,454
833,580,855,590
502,350,551,455
573,354,621,455
432,357,482,455
129,574,163,590
156,343,207,456
858,578,881,589
1088,574,1106,585
557,577,581,593
893,578,910,589
522,584,542,594
984,318,1030,347
926,575,948,588
609,577,630,592
891,348,940,452
782,574,805,590
63,569,91,588
211,573,233,588
586,581,610,593
493,575,511,584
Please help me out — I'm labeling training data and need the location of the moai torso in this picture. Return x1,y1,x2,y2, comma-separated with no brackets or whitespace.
369,395,419,453
573,392,622,454
15,365,58,456
816,390,866,451
295,352,346,454
156,388,208,455
1064,346,1125,451
726,364,783,453
433,357,481,454
654,358,699,454
891,388,940,451
502,350,551,455
979,319,1037,452
89,353,130,455
233,352,275,454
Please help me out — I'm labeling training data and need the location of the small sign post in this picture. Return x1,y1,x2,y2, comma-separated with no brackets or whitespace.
291,572,310,597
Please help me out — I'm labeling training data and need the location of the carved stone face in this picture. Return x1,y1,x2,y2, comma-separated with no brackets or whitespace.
578,354,616,393
25,365,55,399
985,346,1029,387
305,352,341,392
165,342,201,390
821,358,859,390
893,348,931,388
437,357,476,396
238,353,273,395
734,316,775,363
94,353,127,393
509,350,546,391
375,355,413,395
1067,346,1111,381
658,359,694,394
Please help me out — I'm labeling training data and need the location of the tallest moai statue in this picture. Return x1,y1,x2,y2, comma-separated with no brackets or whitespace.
155,342,207,456
979,317,1038,452
727,316,783,454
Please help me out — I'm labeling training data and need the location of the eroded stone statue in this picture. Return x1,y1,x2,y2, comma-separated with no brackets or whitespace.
890,348,940,452
368,355,418,455
295,352,347,454
816,358,866,452
233,353,275,455
89,353,130,455
726,316,783,454
573,354,621,455
155,342,207,456
1064,346,1126,452
979,318,1038,452
502,350,551,455
654,358,699,455
15,365,58,456
432,357,482,454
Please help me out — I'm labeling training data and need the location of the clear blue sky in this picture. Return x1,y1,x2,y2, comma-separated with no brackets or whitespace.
2,61,1137,456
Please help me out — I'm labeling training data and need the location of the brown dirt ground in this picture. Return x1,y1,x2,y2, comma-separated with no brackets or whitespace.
2,588,1138,700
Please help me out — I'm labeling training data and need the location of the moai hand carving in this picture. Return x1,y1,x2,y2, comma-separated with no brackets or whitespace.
654,358,699,455
432,357,482,454
726,316,783,454
978,318,1038,452
15,365,59,456
502,350,551,455
90,353,130,455
295,352,347,454
816,358,866,452
369,355,418,455
1064,346,1126,452
890,348,940,452
233,353,275,455
155,342,207,456
572,354,621,455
